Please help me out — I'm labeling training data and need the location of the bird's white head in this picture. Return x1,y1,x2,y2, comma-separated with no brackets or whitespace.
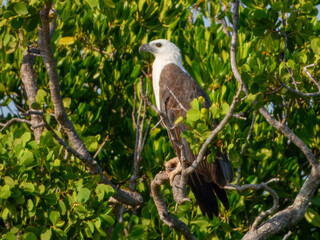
139,39,183,66
139,39,187,109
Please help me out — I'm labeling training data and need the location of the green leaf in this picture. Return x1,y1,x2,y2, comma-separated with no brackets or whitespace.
206,153,214,163
311,38,320,55
254,9,267,20
23,232,37,240
14,2,28,15
50,211,60,225
96,184,115,200
58,200,67,215
63,98,71,108
85,0,99,9
4,176,16,188
36,89,47,104
305,207,320,227
105,0,115,8
19,182,35,193
59,36,75,45
20,149,34,166
21,132,32,146
77,188,91,203
40,229,52,240
190,98,199,110
3,10,16,19
210,105,221,119
11,17,23,29
101,214,115,226
31,102,41,110
44,193,58,205
129,225,145,239
0,185,11,199
3,33,10,46
26,199,34,211
186,109,200,122
221,102,229,115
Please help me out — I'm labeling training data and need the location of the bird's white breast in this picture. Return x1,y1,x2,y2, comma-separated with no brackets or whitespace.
152,54,187,110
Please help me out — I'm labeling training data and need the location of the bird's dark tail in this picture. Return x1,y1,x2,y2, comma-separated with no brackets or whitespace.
188,172,229,220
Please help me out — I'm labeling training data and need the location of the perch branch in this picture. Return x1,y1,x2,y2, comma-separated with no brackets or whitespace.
151,171,196,240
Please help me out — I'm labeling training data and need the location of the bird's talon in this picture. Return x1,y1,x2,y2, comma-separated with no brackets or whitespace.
165,157,182,185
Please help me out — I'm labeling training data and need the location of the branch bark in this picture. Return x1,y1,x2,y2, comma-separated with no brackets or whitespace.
20,45,43,142
151,171,197,240
229,0,320,239
37,1,142,206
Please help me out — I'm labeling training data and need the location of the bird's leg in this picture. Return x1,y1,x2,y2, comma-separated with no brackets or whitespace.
165,157,182,185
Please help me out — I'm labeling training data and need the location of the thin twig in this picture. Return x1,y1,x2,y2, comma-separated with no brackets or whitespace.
225,178,280,229
240,111,257,155
275,73,320,98
132,84,137,129
303,63,320,90
282,15,288,62
0,118,32,131
93,135,109,159
283,231,292,240
166,86,187,112
284,63,300,92
232,113,247,120
281,99,292,125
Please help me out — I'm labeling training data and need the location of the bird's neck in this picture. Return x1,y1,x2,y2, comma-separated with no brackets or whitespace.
152,54,186,109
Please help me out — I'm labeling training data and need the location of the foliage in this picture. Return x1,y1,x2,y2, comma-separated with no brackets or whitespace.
0,0,320,239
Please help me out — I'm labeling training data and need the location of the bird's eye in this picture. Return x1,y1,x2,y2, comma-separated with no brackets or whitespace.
156,43,162,48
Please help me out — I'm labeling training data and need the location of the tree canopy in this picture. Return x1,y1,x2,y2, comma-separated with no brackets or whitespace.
0,0,320,239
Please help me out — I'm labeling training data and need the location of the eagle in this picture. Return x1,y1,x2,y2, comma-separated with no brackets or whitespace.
139,39,233,219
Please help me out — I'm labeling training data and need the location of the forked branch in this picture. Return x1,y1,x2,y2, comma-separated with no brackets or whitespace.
230,0,320,239
36,1,143,206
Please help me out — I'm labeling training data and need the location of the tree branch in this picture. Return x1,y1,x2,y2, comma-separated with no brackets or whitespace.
37,2,142,206
275,72,320,98
303,63,320,90
226,178,280,229
20,45,43,142
151,171,197,240
0,118,32,131
243,166,320,240
230,1,320,239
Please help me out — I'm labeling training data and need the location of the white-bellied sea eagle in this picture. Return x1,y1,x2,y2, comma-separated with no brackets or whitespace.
139,39,233,219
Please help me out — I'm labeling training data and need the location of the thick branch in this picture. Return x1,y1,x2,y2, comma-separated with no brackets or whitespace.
243,166,320,240
151,171,196,240
40,2,99,174
20,47,43,142
38,2,142,206
230,1,320,239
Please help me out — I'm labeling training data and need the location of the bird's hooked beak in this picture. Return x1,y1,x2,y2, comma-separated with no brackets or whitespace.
139,43,153,54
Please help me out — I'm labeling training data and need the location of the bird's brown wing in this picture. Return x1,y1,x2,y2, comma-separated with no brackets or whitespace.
159,63,233,219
